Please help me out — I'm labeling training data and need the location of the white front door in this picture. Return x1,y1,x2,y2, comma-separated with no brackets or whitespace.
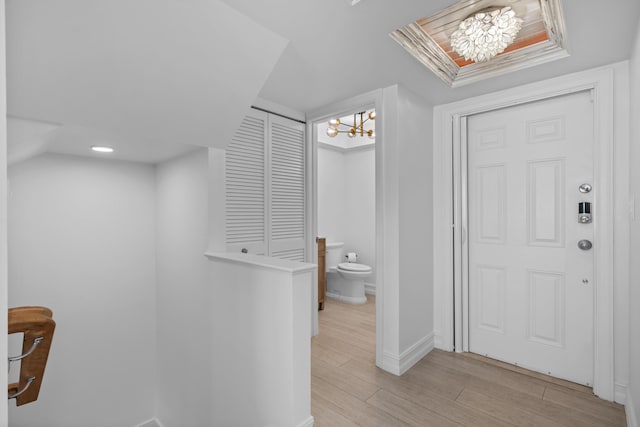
467,90,594,386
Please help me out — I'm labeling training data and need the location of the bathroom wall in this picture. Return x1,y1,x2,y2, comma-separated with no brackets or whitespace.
318,145,376,285
7,153,157,427
344,148,376,284
155,148,212,427
317,147,345,244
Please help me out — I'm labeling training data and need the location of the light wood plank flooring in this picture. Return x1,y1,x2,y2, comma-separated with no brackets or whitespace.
311,296,626,426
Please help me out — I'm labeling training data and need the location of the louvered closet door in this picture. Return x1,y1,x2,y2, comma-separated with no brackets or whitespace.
225,109,268,255
268,114,306,262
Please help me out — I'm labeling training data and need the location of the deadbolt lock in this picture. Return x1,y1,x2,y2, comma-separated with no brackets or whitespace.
578,202,592,224
578,239,593,250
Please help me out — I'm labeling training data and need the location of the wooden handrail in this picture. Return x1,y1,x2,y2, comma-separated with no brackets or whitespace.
8,306,55,406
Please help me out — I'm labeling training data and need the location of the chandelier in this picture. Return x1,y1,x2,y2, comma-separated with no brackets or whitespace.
326,111,376,139
450,6,523,63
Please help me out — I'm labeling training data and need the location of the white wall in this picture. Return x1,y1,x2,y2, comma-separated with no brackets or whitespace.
612,62,631,404
396,86,434,352
0,1,8,424
379,85,434,374
627,22,640,427
317,147,345,244
155,148,212,427
208,254,313,427
344,148,376,282
318,146,376,282
7,153,156,427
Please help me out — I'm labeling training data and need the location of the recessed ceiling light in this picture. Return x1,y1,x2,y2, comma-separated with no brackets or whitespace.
91,145,114,153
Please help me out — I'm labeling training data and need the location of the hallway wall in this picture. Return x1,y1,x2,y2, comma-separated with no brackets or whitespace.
396,86,434,352
7,153,156,427
0,2,7,423
379,84,434,373
155,148,212,427
627,21,640,427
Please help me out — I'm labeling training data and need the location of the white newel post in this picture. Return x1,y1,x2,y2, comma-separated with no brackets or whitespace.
206,253,315,427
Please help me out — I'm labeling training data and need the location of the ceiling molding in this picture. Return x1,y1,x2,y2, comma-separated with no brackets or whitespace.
390,0,569,87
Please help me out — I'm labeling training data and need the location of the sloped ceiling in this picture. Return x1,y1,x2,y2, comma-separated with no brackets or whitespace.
6,0,640,163
7,0,288,162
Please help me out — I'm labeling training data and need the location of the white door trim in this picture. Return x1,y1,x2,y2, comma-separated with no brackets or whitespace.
433,65,615,400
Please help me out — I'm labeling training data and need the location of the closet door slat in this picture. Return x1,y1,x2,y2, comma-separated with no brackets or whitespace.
269,116,306,263
225,110,268,254
225,109,306,261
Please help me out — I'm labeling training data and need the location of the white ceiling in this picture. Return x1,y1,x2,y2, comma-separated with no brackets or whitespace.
233,0,640,108
6,0,640,164
7,0,287,163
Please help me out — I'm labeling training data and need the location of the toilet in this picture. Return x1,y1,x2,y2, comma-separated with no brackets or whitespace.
325,242,372,304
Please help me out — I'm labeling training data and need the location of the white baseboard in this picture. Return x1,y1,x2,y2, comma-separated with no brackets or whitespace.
616,381,628,404
134,418,163,427
297,415,315,427
326,291,367,304
381,332,434,376
364,283,376,295
434,329,444,349
628,388,639,427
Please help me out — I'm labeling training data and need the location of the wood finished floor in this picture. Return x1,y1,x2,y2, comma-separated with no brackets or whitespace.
311,296,626,426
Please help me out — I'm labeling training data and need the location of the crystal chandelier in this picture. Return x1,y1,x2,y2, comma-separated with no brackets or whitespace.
326,111,376,139
450,6,523,63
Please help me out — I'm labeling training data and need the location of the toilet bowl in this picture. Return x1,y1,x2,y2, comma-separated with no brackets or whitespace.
325,242,371,304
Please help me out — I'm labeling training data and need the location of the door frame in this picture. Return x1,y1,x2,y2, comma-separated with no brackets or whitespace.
433,65,616,400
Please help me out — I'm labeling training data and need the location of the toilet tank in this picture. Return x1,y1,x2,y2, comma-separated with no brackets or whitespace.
325,242,344,270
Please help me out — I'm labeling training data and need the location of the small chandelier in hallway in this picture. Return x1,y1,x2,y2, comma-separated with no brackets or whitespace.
450,6,523,63
326,111,375,139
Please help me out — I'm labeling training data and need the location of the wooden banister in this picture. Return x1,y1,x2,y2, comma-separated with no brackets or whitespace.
8,306,55,406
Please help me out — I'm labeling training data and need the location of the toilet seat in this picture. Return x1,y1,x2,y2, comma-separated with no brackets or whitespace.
338,262,372,273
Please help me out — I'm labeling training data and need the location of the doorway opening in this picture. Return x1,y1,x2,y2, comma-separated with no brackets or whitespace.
307,89,385,368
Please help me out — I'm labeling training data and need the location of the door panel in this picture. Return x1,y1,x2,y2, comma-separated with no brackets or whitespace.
527,159,564,246
476,266,506,334
467,91,594,386
527,270,564,347
476,164,506,243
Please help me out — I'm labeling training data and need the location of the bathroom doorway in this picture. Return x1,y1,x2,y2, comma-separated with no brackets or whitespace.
308,97,379,365
317,110,376,303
